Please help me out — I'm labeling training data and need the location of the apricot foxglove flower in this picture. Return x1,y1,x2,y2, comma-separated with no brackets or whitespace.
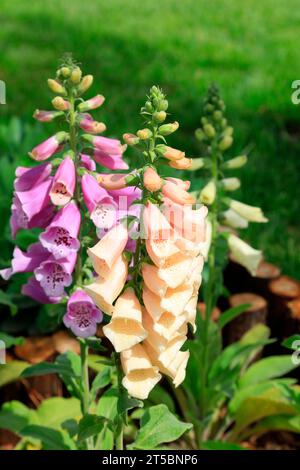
87,223,128,277
84,254,128,315
39,202,81,259
162,180,195,205
103,288,147,352
120,343,161,400
143,167,162,192
50,157,76,206
82,174,117,229
29,131,67,161
63,289,103,338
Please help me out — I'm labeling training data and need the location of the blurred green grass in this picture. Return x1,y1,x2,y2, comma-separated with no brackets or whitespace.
1,0,300,277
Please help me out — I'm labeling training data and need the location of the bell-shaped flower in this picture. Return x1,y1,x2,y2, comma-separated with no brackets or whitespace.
63,289,103,338
103,288,147,352
50,157,76,206
228,199,268,223
83,134,128,170
84,254,128,315
39,202,81,259
0,242,49,280
80,153,96,172
87,223,128,278
162,180,195,205
10,196,54,239
228,234,262,276
82,174,117,229
29,132,67,161
33,109,63,122
221,208,248,229
120,343,161,400
22,277,62,304
34,252,76,298
163,202,207,243
14,163,52,191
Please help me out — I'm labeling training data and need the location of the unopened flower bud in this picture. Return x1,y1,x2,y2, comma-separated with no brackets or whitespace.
204,103,214,113
168,157,192,170
222,155,248,170
70,67,82,84
221,209,248,229
47,79,66,95
158,99,168,111
221,177,241,191
200,180,216,205
137,128,152,140
158,121,179,136
223,126,233,136
52,96,70,111
78,95,105,112
219,135,233,151
143,167,162,192
153,111,167,123
78,75,94,94
221,118,227,128
213,110,222,121
195,128,205,141
203,124,216,138
158,145,184,161
123,133,140,146
188,158,205,171
33,109,63,122
59,66,71,78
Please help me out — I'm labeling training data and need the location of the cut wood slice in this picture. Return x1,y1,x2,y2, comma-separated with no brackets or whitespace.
285,297,300,336
14,336,55,364
226,293,267,344
197,302,221,322
269,276,300,299
52,330,80,355
256,261,281,280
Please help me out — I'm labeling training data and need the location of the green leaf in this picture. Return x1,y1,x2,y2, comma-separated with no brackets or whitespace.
0,360,29,387
20,425,76,450
91,366,112,399
84,337,106,352
249,413,300,437
0,332,24,348
147,384,176,413
219,304,250,329
36,398,81,429
21,361,74,378
0,289,18,315
282,335,300,350
202,441,247,450
88,354,112,373
77,414,105,443
0,401,38,434
97,387,119,422
55,352,82,398
231,386,297,436
239,356,298,388
127,404,192,450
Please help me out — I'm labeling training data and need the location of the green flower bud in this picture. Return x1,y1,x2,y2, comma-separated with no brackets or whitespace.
195,128,205,141
213,110,222,121
204,103,214,113
123,133,140,146
47,79,66,95
200,180,216,205
70,67,82,84
221,177,241,191
158,99,168,111
221,118,227,128
223,126,233,136
137,128,153,140
219,135,233,150
153,111,167,123
201,117,208,125
219,99,225,111
158,121,179,136
203,123,216,138
78,75,94,94
222,155,248,170
59,67,71,78
52,96,69,111
145,101,153,113
187,157,206,171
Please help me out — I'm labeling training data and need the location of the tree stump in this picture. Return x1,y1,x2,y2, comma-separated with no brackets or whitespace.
226,293,268,344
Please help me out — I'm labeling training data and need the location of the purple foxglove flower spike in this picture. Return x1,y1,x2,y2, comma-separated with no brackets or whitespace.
83,134,128,170
39,202,81,259
80,153,96,172
22,276,62,304
0,242,49,280
34,252,77,298
79,116,106,134
14,163,52,191
33,110,63,122
29,132,67,161
63,289,103,338
82,173,117,229
93,149,129,170
50,157,76,206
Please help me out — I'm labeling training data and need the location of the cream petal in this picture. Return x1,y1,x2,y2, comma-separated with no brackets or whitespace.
157,254,194,289
142,263,168,297
146,237,180,267
160,284,194,317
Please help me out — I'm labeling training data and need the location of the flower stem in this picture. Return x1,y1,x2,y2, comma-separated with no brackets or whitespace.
80,339,94,450
114,353,124,450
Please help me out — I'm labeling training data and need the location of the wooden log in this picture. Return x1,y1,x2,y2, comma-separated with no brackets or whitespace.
197,302,221,322
226,293,267,344
251,261,281,298
285,298,300,337
268,276,300,340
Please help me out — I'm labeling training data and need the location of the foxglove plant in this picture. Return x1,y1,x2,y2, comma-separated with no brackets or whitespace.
85,86,208,407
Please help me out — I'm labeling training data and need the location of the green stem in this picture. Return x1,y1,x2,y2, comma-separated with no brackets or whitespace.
80,340,93,450
114,353,124,450
198,143,219,442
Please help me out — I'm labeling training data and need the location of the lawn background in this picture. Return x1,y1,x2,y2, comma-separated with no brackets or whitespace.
1,0,300,277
